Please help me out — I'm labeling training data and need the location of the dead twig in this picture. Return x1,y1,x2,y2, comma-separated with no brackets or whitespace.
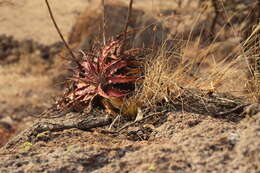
101,110,167,134
108,114,121,130
101,0,106,45
123,0,134,37
216,103,250,117
121,0,134,53
45,0,78,61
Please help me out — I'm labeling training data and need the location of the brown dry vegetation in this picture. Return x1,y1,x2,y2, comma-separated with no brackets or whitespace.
0,0,259,172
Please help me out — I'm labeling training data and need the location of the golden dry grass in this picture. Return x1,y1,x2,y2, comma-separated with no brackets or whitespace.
127,1,260,110
242,23,260,101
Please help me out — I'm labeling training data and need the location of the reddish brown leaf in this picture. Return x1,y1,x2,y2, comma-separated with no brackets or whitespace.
104,59,128,76
81,60,97,73
107,75,138,84
106,88,129,97
97,84,110,99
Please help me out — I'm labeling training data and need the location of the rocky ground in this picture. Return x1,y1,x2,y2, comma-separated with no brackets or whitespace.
0,103,259,173
0,0,259,173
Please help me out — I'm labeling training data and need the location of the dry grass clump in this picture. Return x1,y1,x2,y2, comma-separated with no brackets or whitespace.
131,34,252,111
131,45,180,109
129,0,259,114
242,24,260,101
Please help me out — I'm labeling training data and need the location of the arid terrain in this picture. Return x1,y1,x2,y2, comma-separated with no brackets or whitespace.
0,0,259,172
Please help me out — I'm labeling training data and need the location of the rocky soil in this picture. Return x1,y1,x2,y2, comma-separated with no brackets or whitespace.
0,105,259,173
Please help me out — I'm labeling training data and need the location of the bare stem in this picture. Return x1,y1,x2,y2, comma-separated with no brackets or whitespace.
124,0,133,36
45,0,77,60
121,0,133,52
102,0,106,45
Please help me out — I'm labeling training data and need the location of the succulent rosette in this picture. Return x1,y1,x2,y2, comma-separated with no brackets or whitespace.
59,38,143,111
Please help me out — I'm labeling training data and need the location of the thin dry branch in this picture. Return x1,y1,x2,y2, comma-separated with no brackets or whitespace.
45,0,77,61
121,0,134,53
102,0,106,45
123,0,134,37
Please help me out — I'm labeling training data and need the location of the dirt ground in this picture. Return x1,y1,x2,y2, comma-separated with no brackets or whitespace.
0,0,87,44
0,0,259,172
